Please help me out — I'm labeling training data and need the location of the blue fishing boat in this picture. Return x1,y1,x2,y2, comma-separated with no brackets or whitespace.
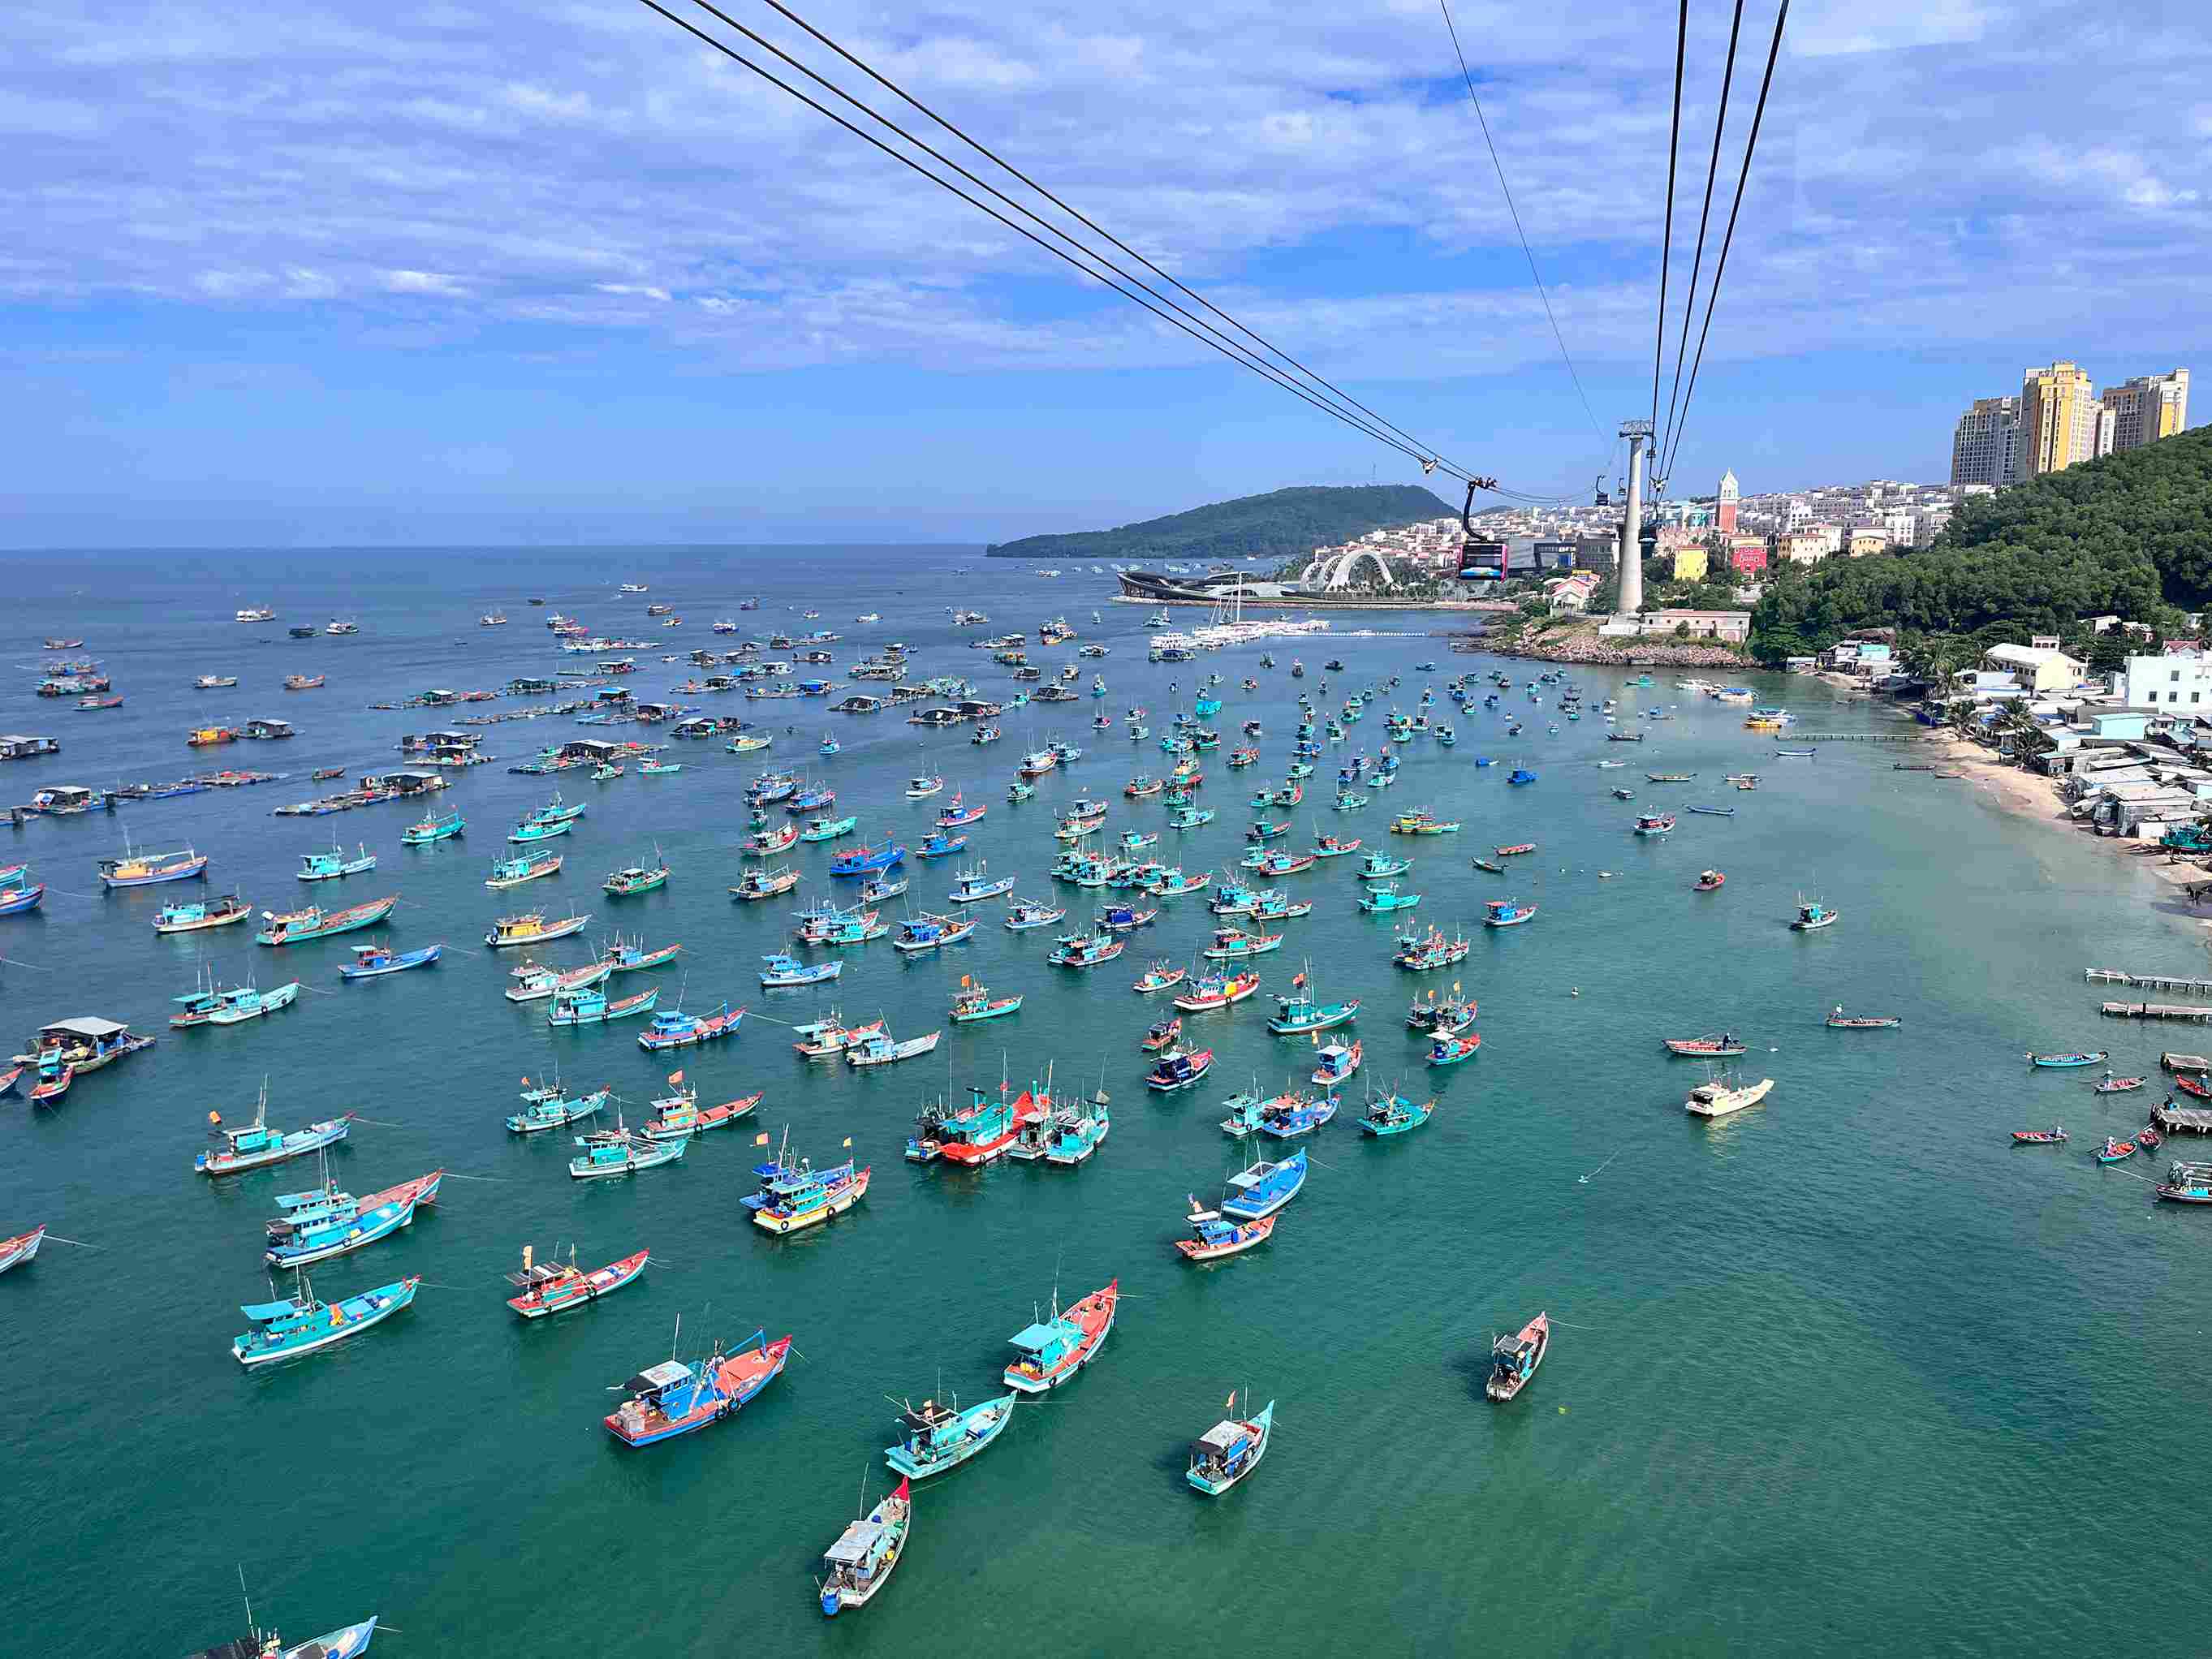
1044,1101,1110,1166
885,1390,1015,1480
1003,1279,1118,1392
892,911,975,953
1360,1092,1435,1135
1356,884,1421,914
1267,975,1359,1034
761,952,842,987
2027,1049,2110,1068
1357,851,1412,881
1507,769,1537,786
232,1273,418,1365
338,941,442,979
1259,1091,1337,1139
399,808,464,846
196,1088,351,1174
1003,898,1065,930
744,1136,871,1233
830,838,906,877
548,985,660,1025
1187,1396,1273,1495
505,1079,609,1133
1218,1148,1308,1221
0,868,44,916
1169,806,1215,828
604,1329,791,1446
947,860,1016,904
485,850,561,889
1174,1203,1276,1260
264,1170,441,1267
1483,898,1537,928
507,815,572,845
298,841,377,882
570,1118,688,1178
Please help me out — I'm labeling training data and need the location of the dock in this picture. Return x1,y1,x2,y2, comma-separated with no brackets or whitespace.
1794,733,1919,743
2159,1053,2212,1073
2102,1002,2212,1022
2086,968,2212,996
2152,1101,2212,1135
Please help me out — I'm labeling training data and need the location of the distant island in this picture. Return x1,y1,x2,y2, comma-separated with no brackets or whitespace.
987,484,1455,565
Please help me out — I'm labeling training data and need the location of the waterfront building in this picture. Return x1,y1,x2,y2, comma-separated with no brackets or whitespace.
1984,642,2085,693
2019,360,2098,478
2100,369,2190,454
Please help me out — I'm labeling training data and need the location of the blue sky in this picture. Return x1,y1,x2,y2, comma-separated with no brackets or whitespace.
5,0,2208,546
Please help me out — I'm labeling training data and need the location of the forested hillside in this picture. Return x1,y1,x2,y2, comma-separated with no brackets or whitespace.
987,484,1452,564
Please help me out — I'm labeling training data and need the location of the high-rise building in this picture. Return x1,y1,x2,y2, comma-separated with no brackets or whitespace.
1951,395,2022,486
2019,360,2098,478
2100,368,2191,453
1717,469,1739,534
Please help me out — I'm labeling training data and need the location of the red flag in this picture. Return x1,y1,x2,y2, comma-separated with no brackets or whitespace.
667,1070,684,1087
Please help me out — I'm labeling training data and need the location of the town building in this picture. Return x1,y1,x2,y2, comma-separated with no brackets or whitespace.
2120,653,2212,712
1716,470,1739,534
2018,360,2099,478
1670,545,1709,583
2100,369,2190,453
1728,538,1768,575
1951,395,2020,487
1983,642,2085,693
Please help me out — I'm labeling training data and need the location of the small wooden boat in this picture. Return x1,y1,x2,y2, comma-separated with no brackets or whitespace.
1694,870,1725,891
1485,1311,1550,1401
2009,1127,2068,1145
2092,1073,2145,1093
1360,1092,1434,1135
0,1224,44,1273
819,1477,912,1618
1826,1010,1901,1029
1174,1205,1275,1261
338,942,441,979
506,1244,649,1317
1132,959,1186,994
1470,858,1504,874
1002,1279,1117,1393
1429,1032,1481,1065
2028,1050,2108,1068
2094,1136,2137,1163
1665,1033,1746,1056
1788,898,1838,931
1187,1395,1273,1496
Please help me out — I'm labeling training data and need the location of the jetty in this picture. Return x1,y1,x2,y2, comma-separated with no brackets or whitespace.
2086,968,2212,996
2158,1052,2212,1073
1793,733,1918,743
2151,1101,2212,1135
2100,1002,2212,1022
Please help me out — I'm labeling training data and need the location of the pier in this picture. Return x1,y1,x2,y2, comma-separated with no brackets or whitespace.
2101,1002,2212,1022
2159,1052,2212,1073
2085,968,2212,995
2152,1101,2212,1135
1793,732,1920,743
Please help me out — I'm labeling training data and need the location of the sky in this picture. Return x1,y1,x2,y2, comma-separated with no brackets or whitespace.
4,0,2209,547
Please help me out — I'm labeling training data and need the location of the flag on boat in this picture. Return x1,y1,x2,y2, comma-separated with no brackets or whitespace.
1292,971,1308,989
1226,1391,1236,1409
754,1131,770,1145
668,1070,683,1086
842,1136,852,1148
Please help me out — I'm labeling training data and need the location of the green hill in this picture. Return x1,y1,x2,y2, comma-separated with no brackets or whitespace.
1751,424,2212,661
986,484,1455,564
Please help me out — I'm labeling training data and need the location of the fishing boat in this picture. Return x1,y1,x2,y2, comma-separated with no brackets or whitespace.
846,1027,941,1067
570,1117,687,1177
264,1170,441,1267
1633,812,1675,835
1789,898,1839,931
1007,780,1036,803
1142,1014,1185,1054
949,976,1023,1022
550,984,660,1025
2092,1073,2145,1093
2094,1136,2137,1163
1048,930,1124,967
937,793,986,828
886,1392,1015,1480
1175,970,1261,1012
605,860,670,895
819,1477,912,1618
1146,1046,1213,1092
791,1011,886,1060
503,1244,649,1318
1665,1032,1747,1058
299,842,377,882
592,762,624,782
1485,1312,1550,1401
2028,1049,2108,1068
638,999,743,1049
338,941,441,979
1043,1100,1110,1166
399,808,464,846
1128,956,1188,997
1429,1032,1481,1065
507,816,571,845
197,1091,351,1174
905,773,945,799
1257,1088,1336,1139
761,952,843,987
1267,976,1358,1034
947,861,1016,904
1684,1073,1774,1118
1174,1203,1275,1261
98,843,209,888
1359,851,1412,881
484,908,589,948
257,894,398,945
1356,883,1421,915
830,838,906,877
0,1224,42,1273
1003,1279,1118,1393
506,1078,610,1132
746,1137,870,1232
1688,805,1736,818
730,865,802,901
1694,869,1725,892
1218,1148,1307,1221
1483,898,1537,928
153,893,254,934
2154,1159,2212,1202
1360,1092,1434,1136
1097,903,1158,933
232,1273,418,1365
859,873,909,904
2009,1127,2068,1145
1826,1009,1900,1029
1187,1395,1273,1497
604,1329,791,1446
0,870,45,916
800,814,859,842
641,1080,762,1141
1405,989,1477,1035
600,933,681,973
1389,808,1459,836
1311,1040,1361,1086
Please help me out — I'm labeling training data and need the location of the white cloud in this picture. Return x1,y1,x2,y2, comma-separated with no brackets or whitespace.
382,269,470,295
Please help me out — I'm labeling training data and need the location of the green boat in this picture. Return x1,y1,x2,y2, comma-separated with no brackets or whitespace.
800,814,859,842
1360,1093,1435,1136
399,808,464,845
508,816,572,845
605,862,670,896
1356,884,1421,914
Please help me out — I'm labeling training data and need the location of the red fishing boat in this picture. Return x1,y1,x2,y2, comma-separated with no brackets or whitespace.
1174,971,1261,1012
2175,1073,2212,1101
1694,869,1726,891
1141,1015,1184,1053
1173,1204,1275,1262
29,1065,73,1105
507,1244,650,1318
1485,1312,1550,1402
1003,1279,1118,1394
2009,1127,2068,1145
1494,843,1537,858
2095,1136,2137,1162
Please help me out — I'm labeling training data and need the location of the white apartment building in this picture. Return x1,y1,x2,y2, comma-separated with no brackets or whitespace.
1951,396,2020,486
2121,653,2212,711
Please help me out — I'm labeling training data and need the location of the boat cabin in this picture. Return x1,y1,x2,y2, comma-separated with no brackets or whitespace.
833,694,886,714
359,769,446,797
240,717,295,740
908,707,964,727
0,734,63,761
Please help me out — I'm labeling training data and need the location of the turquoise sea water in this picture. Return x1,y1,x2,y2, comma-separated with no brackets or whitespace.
1,546,2203,1655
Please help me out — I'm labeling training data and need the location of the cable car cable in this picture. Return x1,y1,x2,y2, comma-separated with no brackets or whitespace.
1658,0,1745,471
1651,0,1688,437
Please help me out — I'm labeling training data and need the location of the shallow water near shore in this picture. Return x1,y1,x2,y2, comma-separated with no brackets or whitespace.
2,545,2202,1656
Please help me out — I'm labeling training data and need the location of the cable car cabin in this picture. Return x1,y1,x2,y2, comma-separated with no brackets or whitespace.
1457,540,1508,581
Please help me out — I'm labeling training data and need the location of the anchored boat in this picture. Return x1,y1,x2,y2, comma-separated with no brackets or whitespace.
1003,1279,1118,1393
819,1478,912,1618
1485,1312,1550,1401
506,1243,649,1316
232,1273,417,1365
885,1391,1015,1480
1187,1395,1274,1496
604,1329,791,1446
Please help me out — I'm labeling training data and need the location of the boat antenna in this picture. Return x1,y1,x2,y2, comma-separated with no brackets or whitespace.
670,1312,681,1362
238,1564,257,1645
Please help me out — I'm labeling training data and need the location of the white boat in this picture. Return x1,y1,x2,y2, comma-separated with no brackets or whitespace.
1684,1075,1774,1118
235,606,276,623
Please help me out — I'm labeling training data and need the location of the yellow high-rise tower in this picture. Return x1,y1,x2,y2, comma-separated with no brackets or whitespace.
2100,369,2191,453
2019,360,2098,478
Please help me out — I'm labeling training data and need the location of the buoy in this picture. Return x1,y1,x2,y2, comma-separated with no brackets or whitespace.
209,1110,222,1124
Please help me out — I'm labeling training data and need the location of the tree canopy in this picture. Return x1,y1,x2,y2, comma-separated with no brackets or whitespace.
986,484,1454,565
1749,424,2212,662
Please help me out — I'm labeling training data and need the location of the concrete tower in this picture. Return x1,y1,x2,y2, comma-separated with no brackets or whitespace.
1616,420,1651,617
1717,469,1740,534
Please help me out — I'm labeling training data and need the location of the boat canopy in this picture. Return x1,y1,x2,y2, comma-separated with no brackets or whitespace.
39,1016,127,1039
240,1297,303,1321
1195,1420,1252,1454
627,1359,692,1394
824,1519,889,1565
1008,1321,1067,1354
